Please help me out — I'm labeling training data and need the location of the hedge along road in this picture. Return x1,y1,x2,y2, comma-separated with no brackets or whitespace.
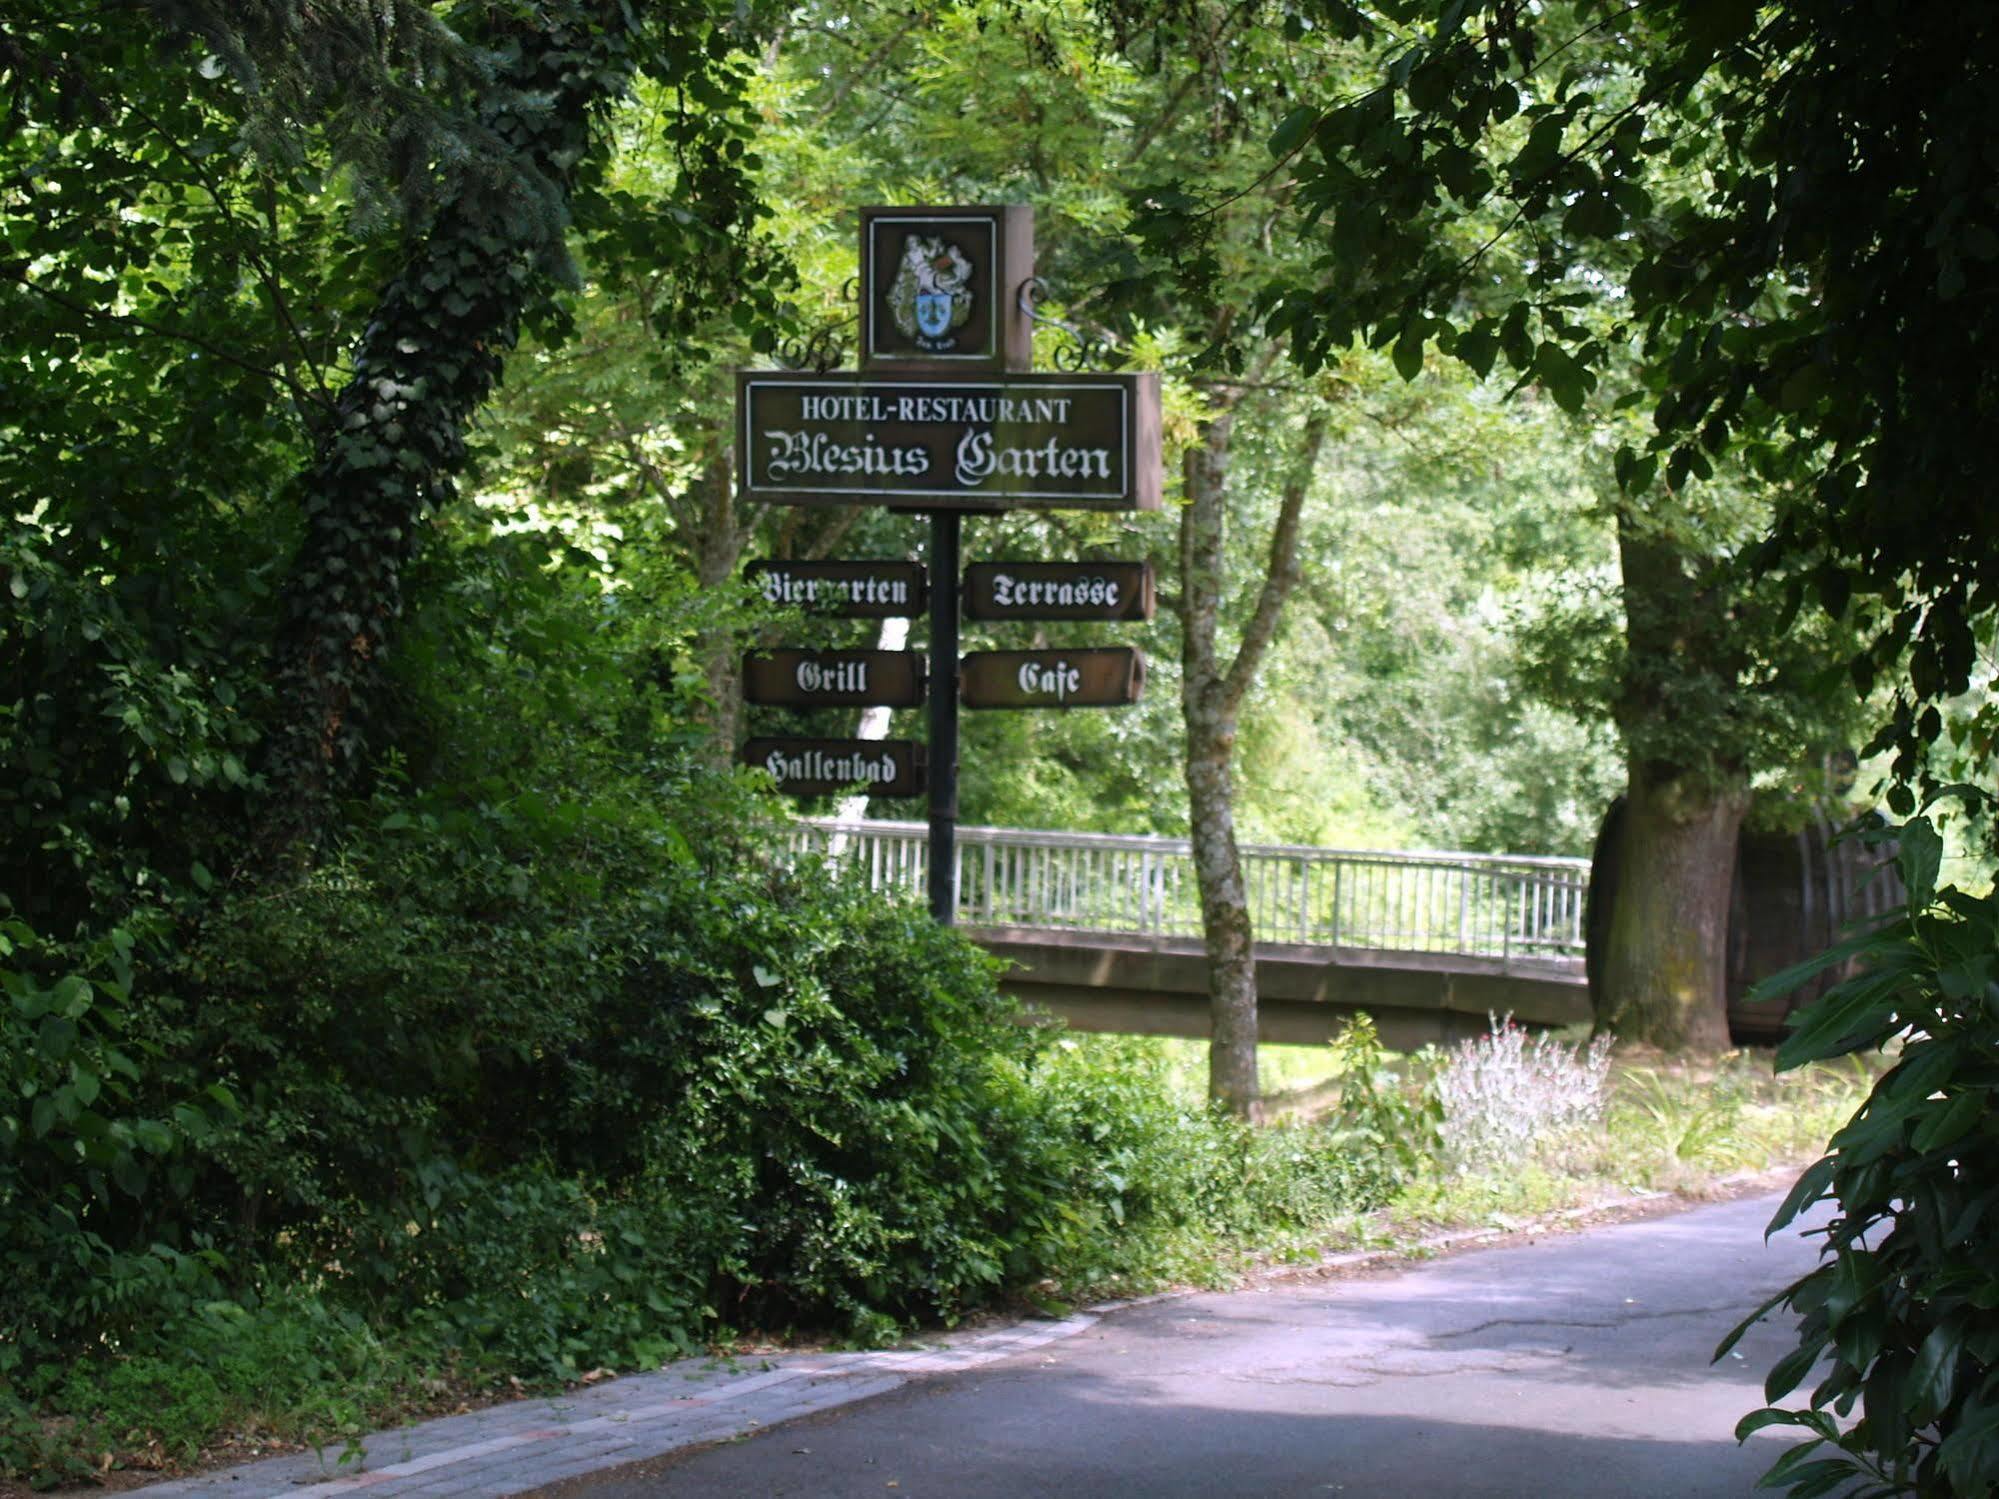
531,1191,1829,1499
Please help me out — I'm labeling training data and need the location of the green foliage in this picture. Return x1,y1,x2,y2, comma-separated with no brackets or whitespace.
991,1035,1400,1296
1323,1014,1442,1181
1133,0,1997,788
0,920,240,1382
1721,810,1999,1497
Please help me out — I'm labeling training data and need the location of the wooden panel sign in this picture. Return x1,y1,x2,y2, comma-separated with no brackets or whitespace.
743,738,925,798
738,371,1162,512
743,649,926,708
960,648,1145,709
962,561,1155,622
745,560,927,618
860,205,1033,372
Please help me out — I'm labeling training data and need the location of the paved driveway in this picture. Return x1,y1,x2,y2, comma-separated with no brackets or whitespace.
538,1190,1826,1499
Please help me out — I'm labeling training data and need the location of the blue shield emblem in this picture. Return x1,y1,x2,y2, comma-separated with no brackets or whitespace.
915,291,954,340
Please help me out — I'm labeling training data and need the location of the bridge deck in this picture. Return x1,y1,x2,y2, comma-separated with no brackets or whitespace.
785,817,1593,1047
972,925,1588,1048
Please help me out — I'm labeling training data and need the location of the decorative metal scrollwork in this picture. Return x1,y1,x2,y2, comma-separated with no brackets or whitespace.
1015,276,1122,370
774,283,863,373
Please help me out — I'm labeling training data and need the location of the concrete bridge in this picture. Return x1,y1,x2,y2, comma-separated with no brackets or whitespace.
788,819,1591,1050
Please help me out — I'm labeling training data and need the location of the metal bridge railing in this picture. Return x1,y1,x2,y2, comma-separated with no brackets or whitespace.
784,818,1590,962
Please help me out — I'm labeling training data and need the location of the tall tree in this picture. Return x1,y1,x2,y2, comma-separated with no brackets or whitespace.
1179,375,1329,1111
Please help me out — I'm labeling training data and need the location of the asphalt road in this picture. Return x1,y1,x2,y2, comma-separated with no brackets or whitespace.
537,1191,1827,1499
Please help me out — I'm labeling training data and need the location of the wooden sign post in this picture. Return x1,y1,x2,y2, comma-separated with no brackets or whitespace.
736,205,1162,924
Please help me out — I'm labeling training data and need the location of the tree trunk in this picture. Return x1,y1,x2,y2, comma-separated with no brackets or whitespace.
1598,762,1746,1052
1186,725,1262,1115
1181,408,1261,1118
1601,513,1750,1051
1176,375,1327,1119
691,445,747,768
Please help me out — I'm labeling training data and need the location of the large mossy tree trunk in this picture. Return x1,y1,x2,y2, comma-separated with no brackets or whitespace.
1598,763,1746,1051
1178,382,1328,1118
255,3,638,860
1598,515,1749,1052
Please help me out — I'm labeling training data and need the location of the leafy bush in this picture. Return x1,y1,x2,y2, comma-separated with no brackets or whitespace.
1723,813,1998,1498
0,919,239,1381
1434,1014,1613,1172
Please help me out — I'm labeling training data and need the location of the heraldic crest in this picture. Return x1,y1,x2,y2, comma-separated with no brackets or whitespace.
889,234,975,350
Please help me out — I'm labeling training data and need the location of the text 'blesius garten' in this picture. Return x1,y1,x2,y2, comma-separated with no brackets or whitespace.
763,746,903,785
763,429,1113,485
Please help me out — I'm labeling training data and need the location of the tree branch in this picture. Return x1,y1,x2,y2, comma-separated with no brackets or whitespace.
7,268,294,387
1221,407,1330,716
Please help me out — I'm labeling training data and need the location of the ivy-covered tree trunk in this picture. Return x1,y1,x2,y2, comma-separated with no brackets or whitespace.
256,2,637,858
1179,384,1328,1119
1598,518,1748,1052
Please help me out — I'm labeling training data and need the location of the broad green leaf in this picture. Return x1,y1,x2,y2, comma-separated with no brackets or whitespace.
1392,322,1427,381
1937,1395,1999,1493
1899,817,1943,909
1756,1438,1831,1486
1269,104,1320,159
1910,1088,1983,1154
1766,1336,1831,1403
1908,1319,1963,1422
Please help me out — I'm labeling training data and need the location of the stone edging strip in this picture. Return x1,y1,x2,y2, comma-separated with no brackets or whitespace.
135,1314,1104,1499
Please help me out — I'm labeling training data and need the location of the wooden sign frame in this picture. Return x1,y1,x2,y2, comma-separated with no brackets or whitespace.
962,561,1155,622
960,648,1146,709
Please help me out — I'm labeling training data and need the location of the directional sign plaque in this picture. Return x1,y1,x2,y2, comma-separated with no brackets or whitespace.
743,649,926,708
743,738,925,798
738,372,1162,512
960,648,1145,709
962,561,1155,622
746,560,927,618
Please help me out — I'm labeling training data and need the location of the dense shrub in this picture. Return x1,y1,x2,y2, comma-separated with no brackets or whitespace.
0,919,238,1383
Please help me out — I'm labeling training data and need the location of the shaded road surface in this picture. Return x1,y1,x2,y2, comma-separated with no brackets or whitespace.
540,1191,1823,1499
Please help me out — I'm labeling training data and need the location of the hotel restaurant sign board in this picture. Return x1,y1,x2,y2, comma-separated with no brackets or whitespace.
737,372,1162,512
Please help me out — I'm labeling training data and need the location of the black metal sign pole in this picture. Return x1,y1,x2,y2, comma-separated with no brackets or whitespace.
927,508,961,924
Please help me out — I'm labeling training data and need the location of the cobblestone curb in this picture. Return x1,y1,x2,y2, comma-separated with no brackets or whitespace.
136,1313,1103,1499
